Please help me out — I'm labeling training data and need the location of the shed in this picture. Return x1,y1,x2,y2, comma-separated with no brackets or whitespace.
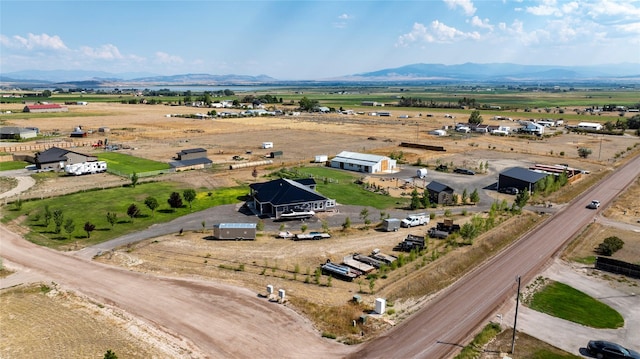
330,151,397,174
176,148,207,161
426,181,454,205
498,167,550,193
0,126,38,140
212,223,257,240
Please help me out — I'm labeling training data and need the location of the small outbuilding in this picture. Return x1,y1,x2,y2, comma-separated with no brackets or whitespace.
23,104,68,113
170,148,213,171
0,126,38,140
426,181,455,205
212,223,257,240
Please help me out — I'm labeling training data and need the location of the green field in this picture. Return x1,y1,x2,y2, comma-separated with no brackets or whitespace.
2,182,248,249
97,152,171,175
528,280,624,329
0,160,29,171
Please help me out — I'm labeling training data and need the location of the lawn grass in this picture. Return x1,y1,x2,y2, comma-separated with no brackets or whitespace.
97,152,171,175
269,166,408,210
2,182,248,249
0,160,29,171
529,281,624,329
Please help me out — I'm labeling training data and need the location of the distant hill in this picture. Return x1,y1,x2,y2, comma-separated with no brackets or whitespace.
345,63,640,82
1,63,638,87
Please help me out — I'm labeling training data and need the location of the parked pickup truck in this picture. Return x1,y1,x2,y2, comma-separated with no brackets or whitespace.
401,213,429,228
294,231,331,241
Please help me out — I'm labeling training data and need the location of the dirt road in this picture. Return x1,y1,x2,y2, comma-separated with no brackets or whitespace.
0,224,352,359
349,153,640,358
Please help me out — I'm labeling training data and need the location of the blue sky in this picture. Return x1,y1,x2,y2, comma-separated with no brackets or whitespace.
1,0,639,80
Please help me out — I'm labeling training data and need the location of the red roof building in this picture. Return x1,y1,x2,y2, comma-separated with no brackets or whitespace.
23,104,68,113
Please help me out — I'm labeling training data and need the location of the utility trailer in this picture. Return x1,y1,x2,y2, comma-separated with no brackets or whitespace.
395,234,425,252
428,227,450,239
321,260,359,281
293,231,331,241
342,255,375,274
64,161,107,175
436,219,460,233
382,218,401,232
212,223,257,240
353,253,384,269
371,249,397,264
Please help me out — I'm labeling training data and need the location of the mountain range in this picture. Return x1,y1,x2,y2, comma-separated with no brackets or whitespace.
1,63,639,87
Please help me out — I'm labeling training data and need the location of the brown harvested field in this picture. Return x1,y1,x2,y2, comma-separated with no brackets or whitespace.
0,284,195,359
2,101,640,357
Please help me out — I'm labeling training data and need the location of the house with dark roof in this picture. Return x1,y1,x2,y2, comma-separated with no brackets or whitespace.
249,178,336,218
498,167,550,193
169,148,212,171
34,146,97,171
426,181,455,205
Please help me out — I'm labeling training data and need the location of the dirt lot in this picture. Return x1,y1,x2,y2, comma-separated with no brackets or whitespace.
2,101,640,358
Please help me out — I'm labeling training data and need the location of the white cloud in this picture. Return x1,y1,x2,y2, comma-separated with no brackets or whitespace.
396,21,480,46
80,44,123,59
338,13,352,20
0,33,68,50
443,0,477,16
155,51,183,64
525,0,563,16
469,16,494,30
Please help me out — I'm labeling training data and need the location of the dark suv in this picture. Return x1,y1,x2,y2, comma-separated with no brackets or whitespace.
587,340,640,359
453,168,475,175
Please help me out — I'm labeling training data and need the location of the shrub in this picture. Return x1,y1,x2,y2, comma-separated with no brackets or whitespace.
597,236,624,256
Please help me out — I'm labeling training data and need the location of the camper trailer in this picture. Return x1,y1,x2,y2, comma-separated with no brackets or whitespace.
64,161,107,175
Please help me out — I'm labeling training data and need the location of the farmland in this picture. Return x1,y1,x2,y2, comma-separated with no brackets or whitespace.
1,87,640,358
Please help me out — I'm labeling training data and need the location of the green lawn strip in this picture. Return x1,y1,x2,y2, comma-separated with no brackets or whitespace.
269,166,407,210
529,281,624,329
2,182,248,249
455,322,502,359
97,152,171,175
0,161,29,171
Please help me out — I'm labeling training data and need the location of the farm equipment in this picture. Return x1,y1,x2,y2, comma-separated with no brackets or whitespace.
395,234,425,252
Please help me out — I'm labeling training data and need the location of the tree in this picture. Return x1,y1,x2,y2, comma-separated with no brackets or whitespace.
252,167,258,181
410,189,421,210
130,172,139,188
42,89,52,98
461,188,468,204
144,196,159,217
514,189,530,209
53,209,64,234
84,221,96,238
468,110,483,125
470,189,480,204
43,204,52,227
104,349,118,359
183,189,197,210
359,208,370,228
168,192,183,209
127,203,141,222
421,189,431,208
298,96,319,112
342,217,351,231
578,147,592,158
106,212,117,228
63,218,75,239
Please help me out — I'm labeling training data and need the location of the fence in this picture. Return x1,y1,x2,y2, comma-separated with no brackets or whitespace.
595,256,640,279
0,141,96,153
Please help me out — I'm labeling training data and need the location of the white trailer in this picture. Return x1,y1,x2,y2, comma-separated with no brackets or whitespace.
64,161,107,175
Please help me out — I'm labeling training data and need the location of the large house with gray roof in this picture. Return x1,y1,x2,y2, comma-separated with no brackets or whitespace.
249,178,336,219
34,146,97,171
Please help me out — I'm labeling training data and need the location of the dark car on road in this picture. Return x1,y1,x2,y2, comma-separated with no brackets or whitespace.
453,168,475,175
587,340,640,359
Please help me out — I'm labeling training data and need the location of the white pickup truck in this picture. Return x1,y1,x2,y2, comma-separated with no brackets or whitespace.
401,213,429,228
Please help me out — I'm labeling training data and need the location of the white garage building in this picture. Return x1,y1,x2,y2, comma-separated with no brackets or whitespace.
330,151,397,174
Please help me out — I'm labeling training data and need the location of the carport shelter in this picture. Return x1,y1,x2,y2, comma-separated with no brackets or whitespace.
426,181,455,205
498,167,549,193
249,178,336,218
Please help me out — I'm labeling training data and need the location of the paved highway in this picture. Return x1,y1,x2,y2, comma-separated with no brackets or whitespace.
349,154,640,358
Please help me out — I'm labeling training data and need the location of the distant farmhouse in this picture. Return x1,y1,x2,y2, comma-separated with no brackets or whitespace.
330,151,397,174
249,178,336,219
34,146,97,171
0,126,38,140
23,104,68,113
170,148,212,171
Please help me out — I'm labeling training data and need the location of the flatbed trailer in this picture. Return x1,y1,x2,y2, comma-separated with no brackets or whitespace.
321,261,358,281
294,231,331,241
342,255,375,274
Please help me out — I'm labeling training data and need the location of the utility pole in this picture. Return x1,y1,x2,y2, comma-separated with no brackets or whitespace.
511,275,521,354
